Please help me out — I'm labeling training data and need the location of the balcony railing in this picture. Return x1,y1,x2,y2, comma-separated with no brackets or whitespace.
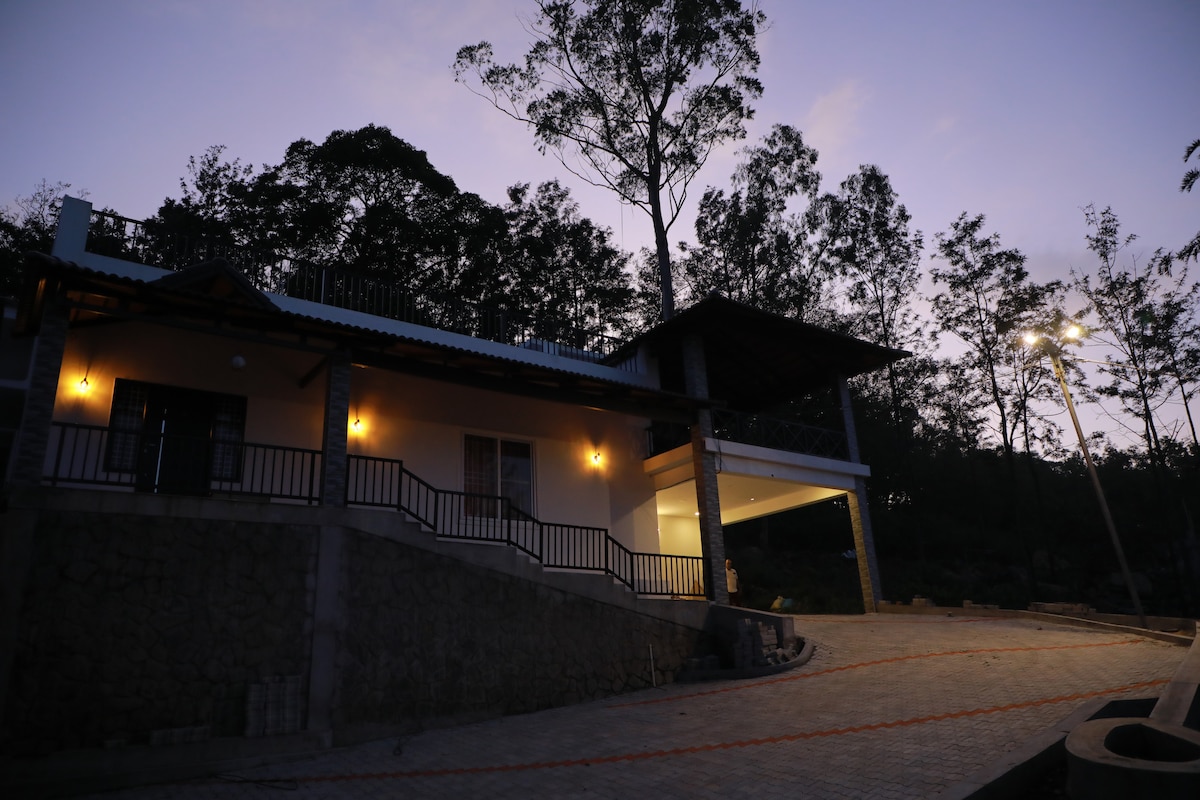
44,422,323,504
85,209,630,369
36,423,704,598
346,454,704,597
646,410,849,461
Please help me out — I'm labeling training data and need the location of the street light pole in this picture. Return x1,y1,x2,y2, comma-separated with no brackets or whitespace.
1047,349,1148,629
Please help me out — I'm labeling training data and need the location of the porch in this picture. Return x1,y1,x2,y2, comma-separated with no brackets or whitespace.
40,421,704,599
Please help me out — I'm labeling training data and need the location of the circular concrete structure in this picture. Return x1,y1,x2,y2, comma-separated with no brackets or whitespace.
1066,717,1200,799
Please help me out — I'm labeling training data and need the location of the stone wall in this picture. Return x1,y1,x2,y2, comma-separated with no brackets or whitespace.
3,509,316,754
336,529,698,739
1,493,704,758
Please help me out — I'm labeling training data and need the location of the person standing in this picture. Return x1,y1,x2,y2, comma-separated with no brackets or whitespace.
725,559,741,606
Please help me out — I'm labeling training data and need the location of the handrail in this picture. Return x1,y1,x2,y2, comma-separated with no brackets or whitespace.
38,423,704,597
646,410,848,461
346,454,703,598
44,422,322,504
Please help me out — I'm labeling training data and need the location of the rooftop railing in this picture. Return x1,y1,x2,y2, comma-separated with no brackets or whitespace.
646,410,849,461
84,209,629,368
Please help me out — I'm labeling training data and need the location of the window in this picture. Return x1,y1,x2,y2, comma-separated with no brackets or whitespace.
463,434,533,518
209,394,247,481
105,380,148,472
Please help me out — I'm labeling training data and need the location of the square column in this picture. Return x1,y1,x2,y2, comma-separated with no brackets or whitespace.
682,335,727,604
9,300,69,487
320,353,351,507
839,376,882,612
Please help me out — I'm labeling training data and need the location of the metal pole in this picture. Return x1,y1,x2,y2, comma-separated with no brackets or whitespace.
1050,352,1148,628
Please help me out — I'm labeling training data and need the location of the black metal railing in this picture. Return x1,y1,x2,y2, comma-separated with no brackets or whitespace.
646,411,849,461
85,210,630,369
39,422,704,597
44,422,322,503
346,454,704,597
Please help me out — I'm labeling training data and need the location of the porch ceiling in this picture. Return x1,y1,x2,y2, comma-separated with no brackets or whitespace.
656,474,846,525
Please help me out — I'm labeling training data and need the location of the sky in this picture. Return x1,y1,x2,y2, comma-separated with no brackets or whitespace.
2,0,1198,444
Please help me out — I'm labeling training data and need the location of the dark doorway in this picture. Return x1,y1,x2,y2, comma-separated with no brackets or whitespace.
107,379,246,495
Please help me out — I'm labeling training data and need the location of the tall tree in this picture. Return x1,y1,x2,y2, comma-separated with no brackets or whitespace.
501,180,635,340
455,0,767,321
1179,138,1200,264
1075,205,1181,469
811,165,924,424
930,213,1064,458
677,124,826,320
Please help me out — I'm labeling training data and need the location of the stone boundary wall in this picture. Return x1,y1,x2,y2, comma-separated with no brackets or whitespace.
0,489,705,759
335,529,698,744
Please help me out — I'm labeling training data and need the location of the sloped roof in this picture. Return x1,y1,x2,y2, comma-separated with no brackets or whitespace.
150,257,277,310
610,294,909,411
17,252,699,421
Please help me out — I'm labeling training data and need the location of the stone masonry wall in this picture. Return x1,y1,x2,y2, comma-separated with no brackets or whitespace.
336,529,698,738
3,510,316,754
2,498,702,758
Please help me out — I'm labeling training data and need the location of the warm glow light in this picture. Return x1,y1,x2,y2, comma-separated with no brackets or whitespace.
592,451,602,465
351,417,363,434
1063,324,1082,341
76,377,91,395
1022,332,1040,347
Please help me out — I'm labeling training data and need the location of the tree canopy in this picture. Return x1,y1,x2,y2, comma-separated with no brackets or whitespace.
455,0,767,321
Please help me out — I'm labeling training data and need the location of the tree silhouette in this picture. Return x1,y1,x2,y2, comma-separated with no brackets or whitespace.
455,0,766,321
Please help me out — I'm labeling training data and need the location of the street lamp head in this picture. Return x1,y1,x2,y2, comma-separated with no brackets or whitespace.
1063,324,1083,341
1022,332,1041,347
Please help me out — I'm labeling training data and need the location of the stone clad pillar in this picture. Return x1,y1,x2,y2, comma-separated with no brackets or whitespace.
10,300,70,487
838,375,882,612
320,352,351,507
682,334,727,604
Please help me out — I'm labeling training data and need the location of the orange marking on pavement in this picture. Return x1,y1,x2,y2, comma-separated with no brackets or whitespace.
609,638,1147,708
294,678,1169,784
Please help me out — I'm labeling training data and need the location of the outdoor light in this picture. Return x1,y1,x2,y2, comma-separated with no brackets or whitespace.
592,451,602,465
352,418,363,433
1023,324,1146,628
76,376,90,395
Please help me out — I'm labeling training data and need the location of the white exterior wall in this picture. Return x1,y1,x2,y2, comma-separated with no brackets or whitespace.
49,320,664,553
349,367,658,550
53,322,328,448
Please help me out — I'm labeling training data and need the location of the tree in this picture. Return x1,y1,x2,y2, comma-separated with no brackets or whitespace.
1075,206,1182,468
930,212,1063,458
0,181,77,296
677,124,827,320
455,0,767,321
501,180,635,340
810,165,924,425
140,127,644,346
1179,138,1200,264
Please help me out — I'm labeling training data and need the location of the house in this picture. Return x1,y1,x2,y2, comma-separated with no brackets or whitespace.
0,196,905,772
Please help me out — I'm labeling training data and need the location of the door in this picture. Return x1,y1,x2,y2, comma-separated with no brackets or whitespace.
136,385,213,495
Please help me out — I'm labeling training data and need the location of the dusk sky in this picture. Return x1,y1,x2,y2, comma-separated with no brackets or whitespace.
2,0,1198,442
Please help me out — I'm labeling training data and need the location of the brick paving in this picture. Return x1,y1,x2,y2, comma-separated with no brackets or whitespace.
75,614,1187,799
